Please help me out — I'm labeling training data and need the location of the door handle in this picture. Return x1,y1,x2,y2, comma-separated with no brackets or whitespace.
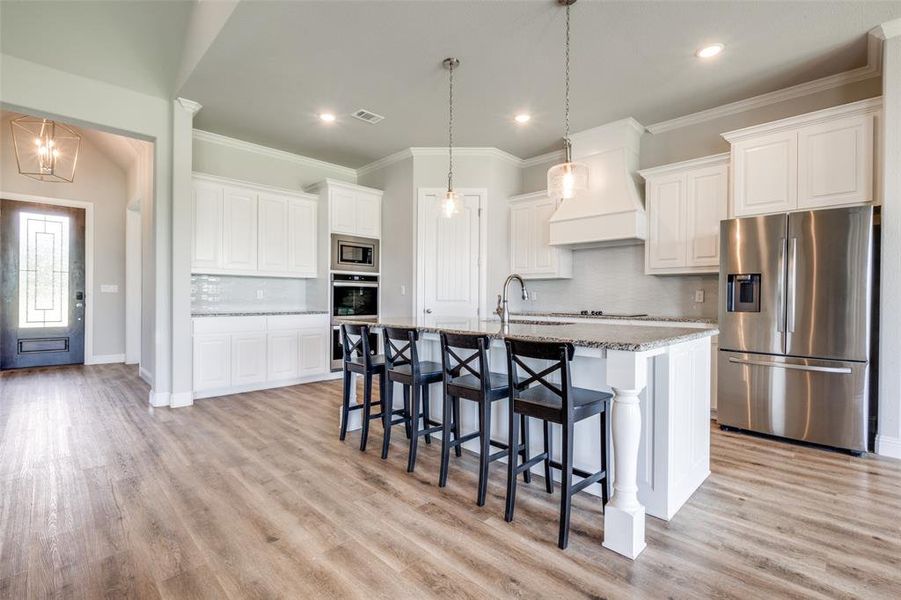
728,357,851,374
425,308,433,314
776,237,786,333
786,237,797,333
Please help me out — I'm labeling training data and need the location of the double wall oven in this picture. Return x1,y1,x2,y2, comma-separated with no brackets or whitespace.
330,267,380,370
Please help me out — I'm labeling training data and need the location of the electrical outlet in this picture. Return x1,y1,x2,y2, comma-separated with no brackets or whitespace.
400,285,406,296
530,290,538,302
694,290,705,303
256,289,264,300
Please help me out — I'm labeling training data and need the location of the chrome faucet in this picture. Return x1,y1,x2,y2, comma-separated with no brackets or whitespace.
496,274,528,325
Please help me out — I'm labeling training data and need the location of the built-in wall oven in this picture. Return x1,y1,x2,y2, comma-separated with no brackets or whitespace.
331,234,379,273
331,273,379,370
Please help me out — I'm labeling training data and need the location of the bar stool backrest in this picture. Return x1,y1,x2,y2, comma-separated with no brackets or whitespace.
383,326,421,373
440,332,491,393
505,339,576,416
341,323,373,367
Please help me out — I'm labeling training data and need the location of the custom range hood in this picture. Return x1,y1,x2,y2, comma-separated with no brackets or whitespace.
548,118,647,248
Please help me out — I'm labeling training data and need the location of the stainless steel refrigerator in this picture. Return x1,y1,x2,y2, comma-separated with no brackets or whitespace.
717,206,876,453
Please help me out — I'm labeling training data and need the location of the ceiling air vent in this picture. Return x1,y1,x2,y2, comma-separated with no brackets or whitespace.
352,109,385,124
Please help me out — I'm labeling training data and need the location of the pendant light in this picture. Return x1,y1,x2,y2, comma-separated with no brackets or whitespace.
547,0,588,201
10,116,81,183
442,57,461,218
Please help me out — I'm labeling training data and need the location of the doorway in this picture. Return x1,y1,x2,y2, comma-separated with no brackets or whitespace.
0,199,86,369
415,188,487,319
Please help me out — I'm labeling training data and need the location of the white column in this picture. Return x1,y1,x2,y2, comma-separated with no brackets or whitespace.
603,349,648,559
170,97,202,408
876,20,901,458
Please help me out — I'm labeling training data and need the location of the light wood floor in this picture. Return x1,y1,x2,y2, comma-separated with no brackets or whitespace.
1,364,900,599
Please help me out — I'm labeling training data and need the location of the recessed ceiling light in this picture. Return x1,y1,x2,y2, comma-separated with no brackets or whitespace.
515,113,531,124
319,112,336,123
696,43,724,59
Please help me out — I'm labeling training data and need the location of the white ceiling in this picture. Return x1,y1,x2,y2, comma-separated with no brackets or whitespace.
3,1,901,169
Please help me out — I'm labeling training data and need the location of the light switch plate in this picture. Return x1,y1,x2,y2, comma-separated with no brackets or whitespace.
694,290,705,303
256,290,264,300
100,284,119,293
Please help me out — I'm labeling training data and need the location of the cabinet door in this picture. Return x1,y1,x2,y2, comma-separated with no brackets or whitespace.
193,334,231,391
267,331,299,381
732,131,797,217
510,202,533,274
257,193,289,273
355,192,381,238
798,114,873,209
298,328,328,377
191,180,223,270
288,198,317,276
330,188,357,234
685,165,728,268
647,175,686,270
222,186,258,271
231,333,267,386
532,198,558,274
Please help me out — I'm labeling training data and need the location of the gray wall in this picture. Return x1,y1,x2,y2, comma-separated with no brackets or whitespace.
1,112,128,357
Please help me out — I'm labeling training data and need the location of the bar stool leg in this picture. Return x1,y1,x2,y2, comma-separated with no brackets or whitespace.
477,401,492,506
439,389,452,487
504,402,519,522
360,373,373,452
422,383,432,445
558,422,575,549
543,420,553,494
452,396,462,457
339,368,352,441
407,383,421,473
520,414,532,484
381,375,394,459
403,385,411,439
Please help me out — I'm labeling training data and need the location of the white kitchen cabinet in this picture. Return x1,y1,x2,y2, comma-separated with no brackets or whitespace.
191,174,319,278
299,328,328,377
723,98,880,217
508,191,572,279
640,154,728,275
267,331,299,380
231,333,268,386
193,334,231,392
309,179,383,239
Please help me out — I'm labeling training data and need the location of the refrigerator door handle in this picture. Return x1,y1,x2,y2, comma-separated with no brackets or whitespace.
727,357,852,374
776,237,787,333
786,237,798,333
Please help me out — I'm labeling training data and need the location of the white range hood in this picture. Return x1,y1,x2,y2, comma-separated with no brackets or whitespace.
548,118,647,248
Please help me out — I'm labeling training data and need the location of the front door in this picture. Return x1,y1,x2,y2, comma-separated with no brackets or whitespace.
1,200,86,369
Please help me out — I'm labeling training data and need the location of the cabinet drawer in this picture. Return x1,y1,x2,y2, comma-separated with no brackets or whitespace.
193,316,267,335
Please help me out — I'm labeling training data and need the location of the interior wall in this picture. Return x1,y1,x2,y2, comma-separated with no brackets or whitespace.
0,111,129,358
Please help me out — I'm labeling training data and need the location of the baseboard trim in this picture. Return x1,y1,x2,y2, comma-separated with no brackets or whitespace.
193,370,341,400
139,366,153,386
85,353,125,365
148,390,170,408
170,391,194,408
875,434,901,459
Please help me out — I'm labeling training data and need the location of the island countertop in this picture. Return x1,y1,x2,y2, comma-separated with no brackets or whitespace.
337,315,718,352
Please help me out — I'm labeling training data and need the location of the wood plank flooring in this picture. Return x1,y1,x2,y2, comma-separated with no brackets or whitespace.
1,364,900,599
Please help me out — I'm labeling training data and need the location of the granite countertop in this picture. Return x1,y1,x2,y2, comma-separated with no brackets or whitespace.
512,310,717,325
338,316,718,352
192,310,329,318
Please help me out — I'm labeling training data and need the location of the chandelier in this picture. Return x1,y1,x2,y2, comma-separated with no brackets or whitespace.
10,116,81,183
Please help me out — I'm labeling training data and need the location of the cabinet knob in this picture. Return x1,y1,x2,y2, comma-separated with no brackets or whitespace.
425,308,433,314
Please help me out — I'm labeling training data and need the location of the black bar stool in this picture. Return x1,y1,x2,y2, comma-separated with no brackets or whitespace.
504,338,612,549
439,332,531,506
382,326,444,470
339,323,386,452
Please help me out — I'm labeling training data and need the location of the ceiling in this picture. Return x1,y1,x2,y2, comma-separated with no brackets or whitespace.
4,1,901,169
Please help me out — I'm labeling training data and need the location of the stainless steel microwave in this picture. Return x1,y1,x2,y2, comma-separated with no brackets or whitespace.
330,234,379,273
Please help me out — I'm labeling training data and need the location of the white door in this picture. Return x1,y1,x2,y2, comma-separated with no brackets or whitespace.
797,113,873,209
222,186,258,271
193,334,231,391
685,165,727,267
288,198,317,276
647,175,686,270
257,193,289,273
191,180,223,270
298,328,328,377
330,187,357,234
355,192,381,238
267,331,299,380
509,202,533,274
732,131,797,217
417,189,483,318
231,333,267,386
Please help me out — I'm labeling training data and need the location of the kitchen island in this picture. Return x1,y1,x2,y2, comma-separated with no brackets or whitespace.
339,315,718,560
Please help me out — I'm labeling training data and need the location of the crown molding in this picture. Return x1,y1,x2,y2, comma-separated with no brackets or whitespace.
193,171,319,199
646,32,884,135
873,18,901,40
521,149,565,168
176,97,202,115
355,148,413,178
721,96,882,143
409,146,523,166
192,129,357,179
637,152,730,179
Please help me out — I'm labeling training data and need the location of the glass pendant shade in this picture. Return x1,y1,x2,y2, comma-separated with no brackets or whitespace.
11,116,81,183
547,159,589,201
442,190,460,218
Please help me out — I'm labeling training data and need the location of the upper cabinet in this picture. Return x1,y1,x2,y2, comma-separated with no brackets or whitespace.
509,191,572,279
307,179,383,239
724,98,880,218
639,154,729,275
191,174,318,278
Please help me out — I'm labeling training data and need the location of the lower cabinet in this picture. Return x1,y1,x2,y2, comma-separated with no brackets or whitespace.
193,314,331,397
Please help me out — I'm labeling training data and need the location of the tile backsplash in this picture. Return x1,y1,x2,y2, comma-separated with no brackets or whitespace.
508,244,719,320
191,274,312,314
